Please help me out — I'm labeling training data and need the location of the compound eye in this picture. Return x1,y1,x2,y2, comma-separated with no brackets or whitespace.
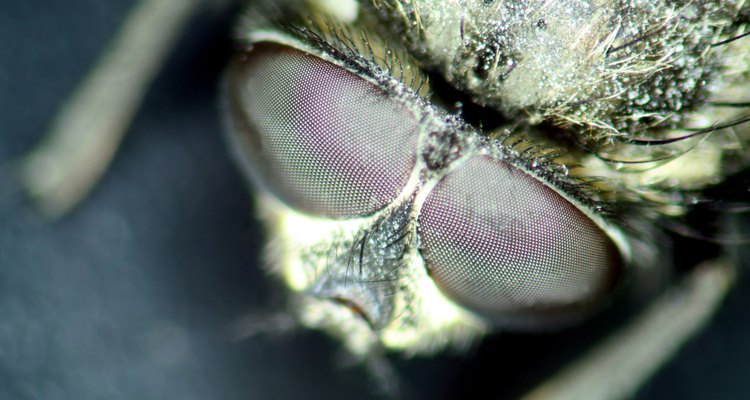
226,42,419,218
418,156,621,322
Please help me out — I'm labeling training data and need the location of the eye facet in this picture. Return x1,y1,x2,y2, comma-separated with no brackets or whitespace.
418,155,622,322
227,42,419,218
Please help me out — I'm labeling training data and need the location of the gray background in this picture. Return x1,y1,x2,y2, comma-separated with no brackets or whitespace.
1,1,749,399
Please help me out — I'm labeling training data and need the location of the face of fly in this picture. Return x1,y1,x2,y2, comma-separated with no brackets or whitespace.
224,0,750,358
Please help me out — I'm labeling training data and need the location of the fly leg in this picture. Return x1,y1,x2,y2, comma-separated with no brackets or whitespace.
522,259,734,400
22,0,202,218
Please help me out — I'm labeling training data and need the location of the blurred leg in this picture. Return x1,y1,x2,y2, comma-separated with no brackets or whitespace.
23,0,202,218
523,259,734,400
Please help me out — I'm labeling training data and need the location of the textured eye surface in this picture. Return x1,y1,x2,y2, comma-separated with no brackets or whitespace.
227,42,419,218
418,156,621,321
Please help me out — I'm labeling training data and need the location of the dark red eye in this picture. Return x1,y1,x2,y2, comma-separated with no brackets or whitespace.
226,42,419,218
418,155,622,323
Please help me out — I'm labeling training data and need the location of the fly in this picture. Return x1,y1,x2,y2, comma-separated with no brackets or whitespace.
22,0,750,398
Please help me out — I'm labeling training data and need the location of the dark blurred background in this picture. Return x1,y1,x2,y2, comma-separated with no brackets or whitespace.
1,1,749,399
